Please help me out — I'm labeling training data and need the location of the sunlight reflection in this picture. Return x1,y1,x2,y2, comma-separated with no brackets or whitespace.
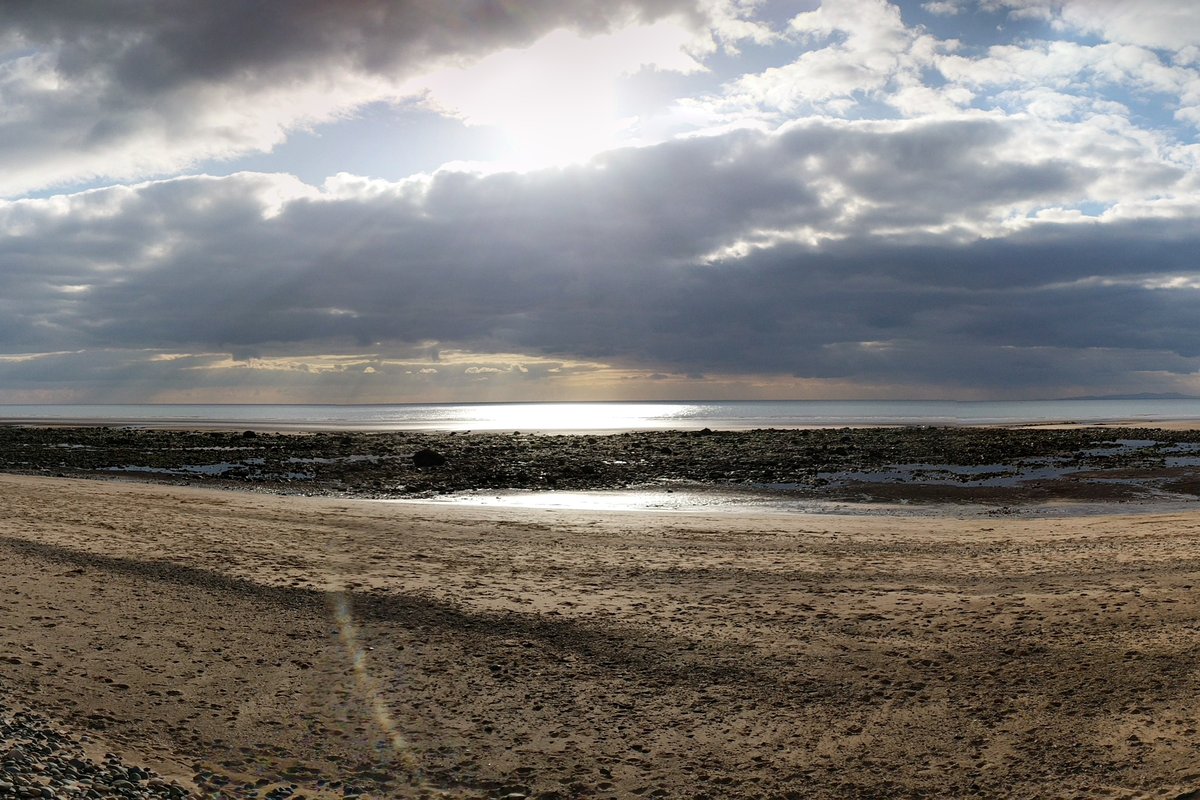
442,402,689,431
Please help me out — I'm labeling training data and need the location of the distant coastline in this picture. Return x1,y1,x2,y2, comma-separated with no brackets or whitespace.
1055,392,1200,401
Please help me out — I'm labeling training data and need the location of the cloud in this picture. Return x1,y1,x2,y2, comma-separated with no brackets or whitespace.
938,40,1192,101
1,2,1198,401
686,0,1200,153
0,0,719,196
921,2,962,15
981,0,1056,23
0,346,622,404
0,96,1197,399
721,0,944,115
973,0,1200,130
1048,1,1200,54
406,19,708,168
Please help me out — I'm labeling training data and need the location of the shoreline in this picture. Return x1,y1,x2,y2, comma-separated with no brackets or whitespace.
389,485,1200,519
4,417,1200,433
3,474,1200,797
2,424,1200,510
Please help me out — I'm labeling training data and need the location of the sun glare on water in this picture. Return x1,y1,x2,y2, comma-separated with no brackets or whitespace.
446,402,690,431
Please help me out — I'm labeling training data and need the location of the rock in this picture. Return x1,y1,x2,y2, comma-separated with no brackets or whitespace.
412,448,447,468
0,708,187,799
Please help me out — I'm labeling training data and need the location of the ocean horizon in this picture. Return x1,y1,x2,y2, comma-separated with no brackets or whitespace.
2,399,1200,432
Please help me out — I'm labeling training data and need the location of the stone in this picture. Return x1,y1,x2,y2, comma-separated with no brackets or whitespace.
412,448,447,468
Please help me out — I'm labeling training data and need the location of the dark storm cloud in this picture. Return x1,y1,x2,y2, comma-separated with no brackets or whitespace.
639,233,1200,385
2,115,1198,395
1,0,698,90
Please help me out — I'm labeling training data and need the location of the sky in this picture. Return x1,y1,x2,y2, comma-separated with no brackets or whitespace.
1,0,1199,404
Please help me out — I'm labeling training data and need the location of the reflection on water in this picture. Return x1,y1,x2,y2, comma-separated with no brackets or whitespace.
396,488,951,517
398,488,1197,519
403,489,753,513
430,402,693,431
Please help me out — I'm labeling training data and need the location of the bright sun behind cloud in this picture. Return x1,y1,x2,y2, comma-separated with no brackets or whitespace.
409,18,707,169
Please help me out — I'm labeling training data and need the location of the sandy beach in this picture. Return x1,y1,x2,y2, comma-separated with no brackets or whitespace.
1,474,1199,798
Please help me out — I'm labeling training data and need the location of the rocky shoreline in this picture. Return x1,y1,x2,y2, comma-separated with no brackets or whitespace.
0,705,189,799
2,424,1200,506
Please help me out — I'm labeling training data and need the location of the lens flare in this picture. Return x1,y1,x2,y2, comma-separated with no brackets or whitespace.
329,591,419,774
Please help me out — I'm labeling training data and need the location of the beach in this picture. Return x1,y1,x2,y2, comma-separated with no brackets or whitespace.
3,473,1200,798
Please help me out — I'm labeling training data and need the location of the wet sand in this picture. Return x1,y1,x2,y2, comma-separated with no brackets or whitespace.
3,474,1200,798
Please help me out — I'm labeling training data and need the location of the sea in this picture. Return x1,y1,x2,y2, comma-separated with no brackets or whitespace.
1,399,1199,432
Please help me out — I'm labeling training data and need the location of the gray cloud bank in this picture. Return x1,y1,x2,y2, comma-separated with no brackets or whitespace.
2,115,1198,398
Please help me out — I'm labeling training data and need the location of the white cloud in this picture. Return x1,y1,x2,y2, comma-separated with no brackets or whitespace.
1175,46,1200,67
938,41,1180,94
991,0,1055,22
1057,0,1200,53
718,0,947,116
697,0,1200,142
888,84,974,116
933,37,1200,132
922,2,962,15
698,0,782,51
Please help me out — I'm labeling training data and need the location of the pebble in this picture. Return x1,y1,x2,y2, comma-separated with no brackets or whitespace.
0,708,190,798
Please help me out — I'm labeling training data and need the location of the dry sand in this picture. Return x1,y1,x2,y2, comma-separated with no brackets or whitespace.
2,474,1200,798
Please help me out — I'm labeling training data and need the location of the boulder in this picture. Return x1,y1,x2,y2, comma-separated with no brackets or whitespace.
412,448,447,468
